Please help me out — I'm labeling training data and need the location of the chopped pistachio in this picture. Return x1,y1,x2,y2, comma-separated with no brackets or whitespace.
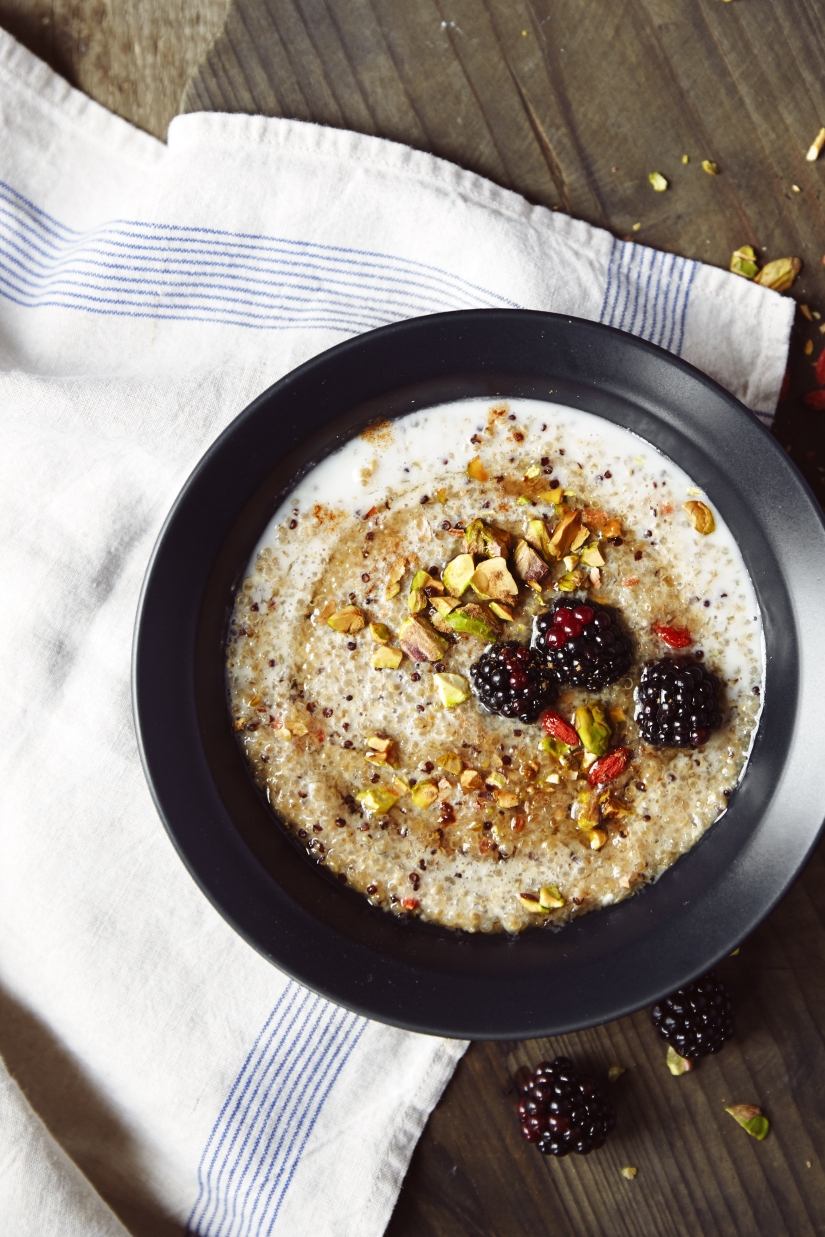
570,525,590,552
807,127,825,161
800,303,814,322
516,496,531,506
805,339,814,356
436,487,448,503
682,154,689,164
575,703,612,756
460,768,483,790
599,792,631,818
462,519,511,558
410,780,439,808
525,517,555,560
496,790,521,809
608,1065,626,1083
524,463,542,479
366,734,393,753
513,538,550,585
666,1045,693,1075
754,256,801,292
433,672,471,707
369,622,392,644
649,172,668,191
548,509,582,557
385,557,407,600
538,486,563,504
485,770,508,789
488,600,516,621
556,567,588,592
725,1105,770,1140
518,892,547,914
410,569,444,594
545,772,560,785
432,595,462,617
620,1166,638,1181
588,827,608,850
580,544,606,567
470,558,519,601
437,751,464,775
730,244,759,279
397,615,449,662
467,455,489,482
540,735,575,760
563,555,577,572
356,785,400,814
539,885,564,909
702,160,719,175
445,603,501,641
442,553,476,596
683,500,716,535
327,605,366,634
407,589,428,614
390,774,410,796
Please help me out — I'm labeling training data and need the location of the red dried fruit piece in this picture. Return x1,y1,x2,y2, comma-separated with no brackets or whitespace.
401,897,419,910
804,390,825,409
652,622,693,649
816,349,825,387
540,709,580,747
588,747,632,786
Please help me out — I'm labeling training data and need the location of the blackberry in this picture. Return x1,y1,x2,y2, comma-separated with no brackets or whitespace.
533,601,632,690
635,656,722,747
470,642,557,723
516,1056,616,1156
651,970,735,1058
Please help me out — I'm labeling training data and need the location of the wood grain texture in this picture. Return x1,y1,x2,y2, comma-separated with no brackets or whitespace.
0,0,228,138
4,0,825,1232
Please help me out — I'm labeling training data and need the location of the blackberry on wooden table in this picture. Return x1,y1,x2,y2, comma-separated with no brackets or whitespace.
516,1056,616,1156
651,970,735,1058
470,642,557,723
635,656,722,747
533,601,633,690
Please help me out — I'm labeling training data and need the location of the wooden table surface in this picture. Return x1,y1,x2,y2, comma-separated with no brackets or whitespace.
5,2,825,1234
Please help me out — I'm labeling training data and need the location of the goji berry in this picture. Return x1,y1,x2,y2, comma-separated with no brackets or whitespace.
816,348,825,387
588,747,632,786
540,709,580,748
652,622,692,649
401,897,419,910
804,390,825,410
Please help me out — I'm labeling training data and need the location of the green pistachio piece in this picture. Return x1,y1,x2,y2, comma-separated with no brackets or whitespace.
666,1045,693,1075
397,615,449,662
431,596,462,617
580,545,605,567
410,569,444,594
525,518,554,560
513,538,549,585
548,509,582,558
540,735,574,761
575,703,612,757
369,622,392,643
523,463,542,479
327,605,366,633
470,558,519,601
518,892,548,914
371,646,404,669
485,770,507,789
437,751,463,774
442,554,476,596
488,601,515,621
410,780,439,808
753,256,801,293
433,672,471,707
445,603,501,641
356,785,400,815
462,519,512,558
407,589,428,614
649,171,668,191
730,244,759,279
725,1106,770,1140
556,568,588,592
539,885,564,909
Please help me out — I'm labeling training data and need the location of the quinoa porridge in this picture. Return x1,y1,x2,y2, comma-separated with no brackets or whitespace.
226,399,763,934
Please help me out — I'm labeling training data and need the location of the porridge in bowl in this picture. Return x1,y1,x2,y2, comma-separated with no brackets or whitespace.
226,399,763,934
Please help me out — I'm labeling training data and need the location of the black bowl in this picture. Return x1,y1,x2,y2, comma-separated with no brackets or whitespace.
133,310,825,1039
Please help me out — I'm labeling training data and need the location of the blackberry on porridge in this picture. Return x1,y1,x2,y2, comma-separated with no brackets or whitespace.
226,399,763,934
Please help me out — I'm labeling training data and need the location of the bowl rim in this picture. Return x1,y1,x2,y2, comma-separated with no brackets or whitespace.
133,309,825,1039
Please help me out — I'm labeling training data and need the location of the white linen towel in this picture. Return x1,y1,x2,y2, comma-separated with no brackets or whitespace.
0,27,793,1237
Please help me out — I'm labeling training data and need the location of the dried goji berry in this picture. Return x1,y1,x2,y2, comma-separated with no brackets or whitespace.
816,348,825,387
652,622,693,649
588,747,632,786
401,897,419,910
804,390,825,409
540,709,580,747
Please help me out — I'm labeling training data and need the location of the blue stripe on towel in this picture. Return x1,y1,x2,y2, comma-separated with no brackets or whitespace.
188,983,367,1237
599,237,696,357
0,179,517,331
